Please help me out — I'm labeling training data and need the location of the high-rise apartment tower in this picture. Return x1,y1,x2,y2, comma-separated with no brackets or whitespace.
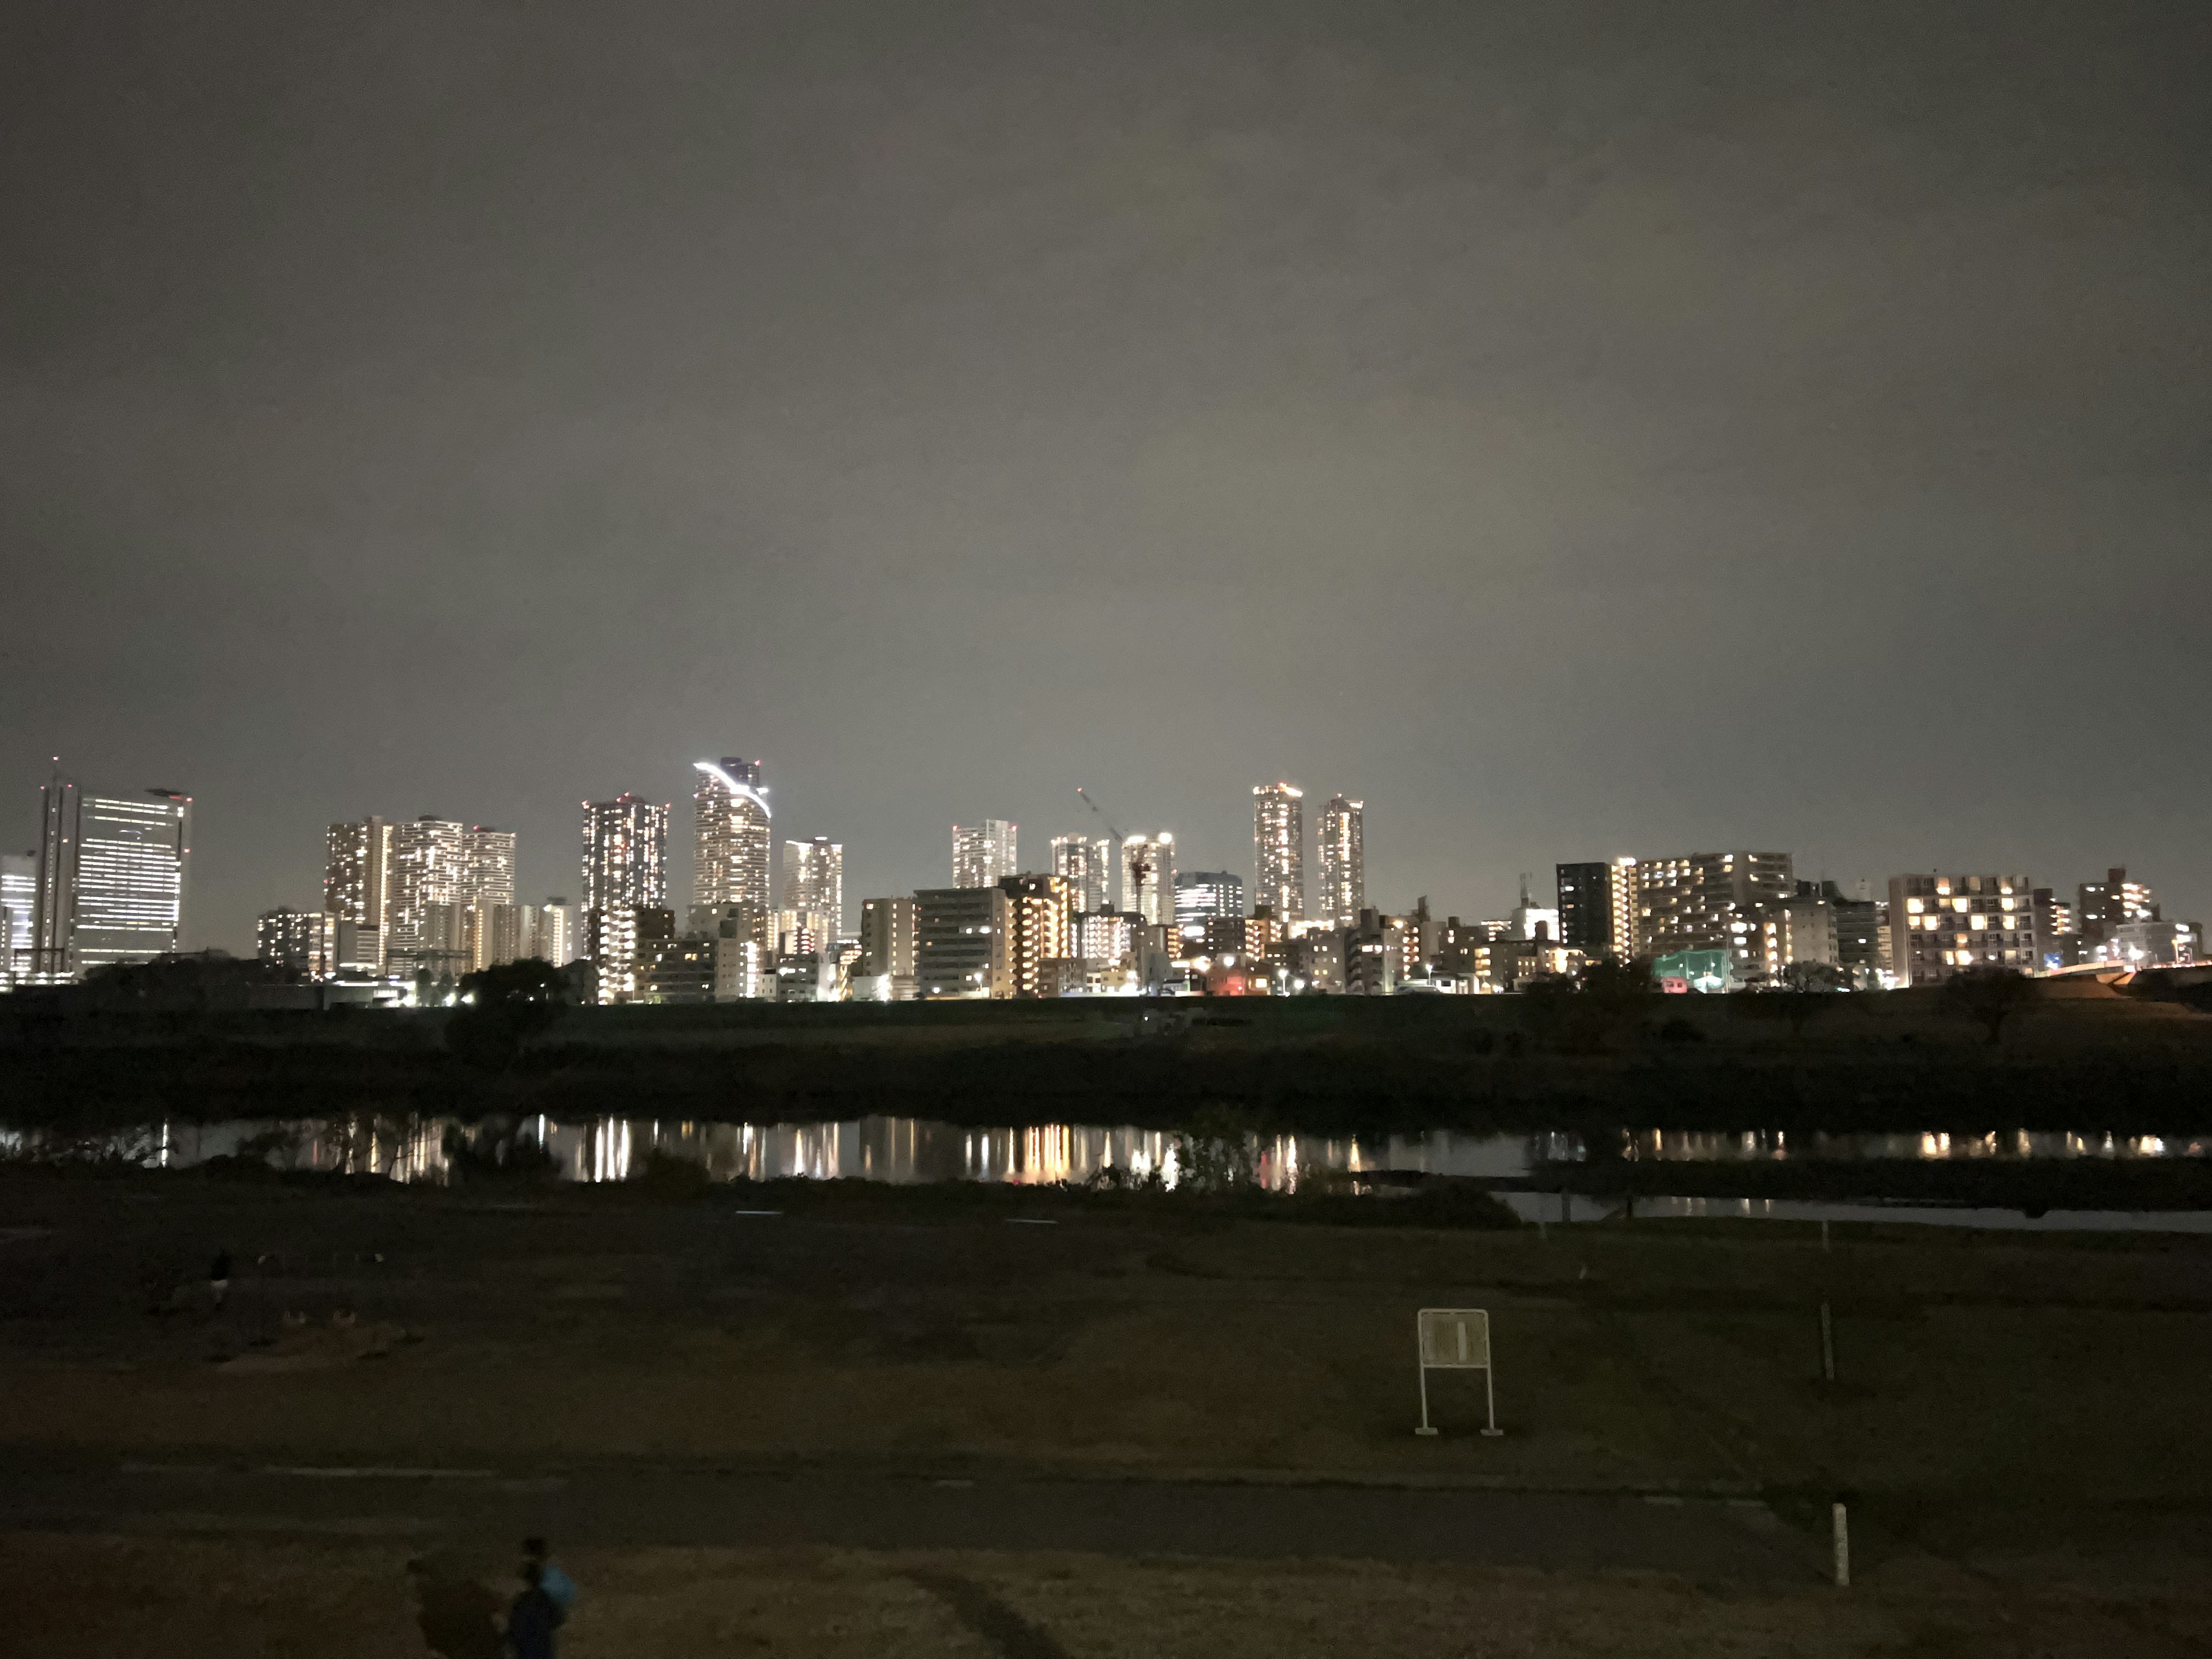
694,759,771,915
1252,782,1304,924
1316,797,1365,927
953,820,1018,889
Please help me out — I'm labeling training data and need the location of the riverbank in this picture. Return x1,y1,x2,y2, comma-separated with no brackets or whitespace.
6,979,2212,1139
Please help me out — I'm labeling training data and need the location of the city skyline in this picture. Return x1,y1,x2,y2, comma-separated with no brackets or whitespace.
6,749,2206,969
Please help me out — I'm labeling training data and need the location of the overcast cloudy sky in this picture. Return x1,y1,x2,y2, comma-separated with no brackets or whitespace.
4,0,2206,948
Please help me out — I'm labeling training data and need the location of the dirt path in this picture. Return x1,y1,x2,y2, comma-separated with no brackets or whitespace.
0,1452,1812,1580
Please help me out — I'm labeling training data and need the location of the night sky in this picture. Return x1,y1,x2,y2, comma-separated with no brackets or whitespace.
5,1,2207,949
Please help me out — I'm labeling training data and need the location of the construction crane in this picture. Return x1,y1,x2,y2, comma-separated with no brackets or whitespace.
1074,786,1123,844
1075,786,1149,897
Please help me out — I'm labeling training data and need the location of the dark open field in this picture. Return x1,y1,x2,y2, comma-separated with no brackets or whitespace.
9,1163,2212,1652
7,1168,2212,1527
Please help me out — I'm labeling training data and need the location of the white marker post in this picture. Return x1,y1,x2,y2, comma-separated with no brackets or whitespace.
1831,1501,1850,1586
1414,1308,1502,1438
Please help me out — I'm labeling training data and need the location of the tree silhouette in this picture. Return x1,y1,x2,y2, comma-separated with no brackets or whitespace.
448,958,571,1067
1942,965,2034,1046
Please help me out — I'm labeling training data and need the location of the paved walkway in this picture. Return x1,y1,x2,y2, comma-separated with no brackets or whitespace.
0,1453,1813,1581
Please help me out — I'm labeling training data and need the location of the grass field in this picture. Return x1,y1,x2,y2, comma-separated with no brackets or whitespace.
10,1531,2212,1658
6,1170,2212,1546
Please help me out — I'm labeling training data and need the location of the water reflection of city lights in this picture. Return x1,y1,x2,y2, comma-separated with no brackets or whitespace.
16,1115,2209,1191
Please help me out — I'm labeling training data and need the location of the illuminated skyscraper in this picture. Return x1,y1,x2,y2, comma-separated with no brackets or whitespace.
1251,782,1304,923
582,794,669,915
953,820,1017,889
463,827,516,907
1050,834,1113,913
58,785,192,976
693,759,771,915
1316,796,1364,927
324,819,391,927
583,793,669,1003
782,837,844,940
386,817,469,974
1,850,34,987
1120,834,1175,927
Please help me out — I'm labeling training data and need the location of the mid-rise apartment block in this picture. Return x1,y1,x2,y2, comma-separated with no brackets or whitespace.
2078,868,2157,946
257,906,336,979
916,885,1011,998
1000,873,1074,997
1886,872,2035,986
1631,851,1792,980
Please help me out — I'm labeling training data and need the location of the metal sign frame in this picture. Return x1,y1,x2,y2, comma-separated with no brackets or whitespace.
1414,1306,1502,1437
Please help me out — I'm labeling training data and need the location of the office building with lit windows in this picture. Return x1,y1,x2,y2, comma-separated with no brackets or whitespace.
1173,870,1244,937
693,759,771,916
1,851,34,987
63,786,193,976
1316,797,1364,927
1050,835,1113,913
1251,782,1304,924
953,820,1017,889
1887,872,2036,986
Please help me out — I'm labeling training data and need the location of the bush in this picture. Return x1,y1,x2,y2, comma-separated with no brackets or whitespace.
628,1148,714,1196
440,1123,558,1184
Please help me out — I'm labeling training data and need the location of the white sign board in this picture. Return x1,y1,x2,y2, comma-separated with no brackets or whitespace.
1415,1307,1501,1437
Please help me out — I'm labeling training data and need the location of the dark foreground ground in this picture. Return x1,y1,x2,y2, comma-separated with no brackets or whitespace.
6,1168,2212,1652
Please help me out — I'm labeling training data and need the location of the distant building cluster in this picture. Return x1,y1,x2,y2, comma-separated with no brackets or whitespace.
255,813,568,997
5,757,2198,1003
